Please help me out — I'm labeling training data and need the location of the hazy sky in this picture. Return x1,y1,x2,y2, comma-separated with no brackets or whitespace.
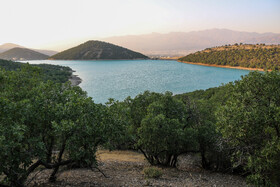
1,0,279,51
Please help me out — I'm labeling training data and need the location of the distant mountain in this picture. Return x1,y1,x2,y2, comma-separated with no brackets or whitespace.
103,29,280,56
50,40,149,60
0,43,24,53
0,43,58,56
33,49,58,56
0,48,49,61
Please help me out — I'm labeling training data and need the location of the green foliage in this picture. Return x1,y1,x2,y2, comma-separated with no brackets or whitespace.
31,63,72,83
51,40,148,60
136,92,198,166
179,45,280,70
106,91,199,167
176,86,233,171
0,66,108,186
104,98,134,150
2,56,280,187
143,167,163,179
0,59,72,83
217,71,280,186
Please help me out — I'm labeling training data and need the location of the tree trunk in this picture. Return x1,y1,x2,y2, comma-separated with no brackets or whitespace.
49,141,66,182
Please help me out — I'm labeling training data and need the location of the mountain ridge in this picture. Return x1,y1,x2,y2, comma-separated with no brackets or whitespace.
103,29,280,56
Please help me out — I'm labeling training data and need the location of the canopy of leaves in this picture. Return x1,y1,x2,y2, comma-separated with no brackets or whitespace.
217,71,280,186
106,91,214,167
0,65,109,186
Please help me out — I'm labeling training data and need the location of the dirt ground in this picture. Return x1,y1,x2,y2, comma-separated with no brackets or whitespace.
26,150,248,187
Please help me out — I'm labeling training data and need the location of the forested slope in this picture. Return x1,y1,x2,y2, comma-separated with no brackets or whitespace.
0,59,72,83
179,44,280,70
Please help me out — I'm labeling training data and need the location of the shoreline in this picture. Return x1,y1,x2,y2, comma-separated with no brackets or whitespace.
178,61,271,72
69,71,82,86
48,58,149,61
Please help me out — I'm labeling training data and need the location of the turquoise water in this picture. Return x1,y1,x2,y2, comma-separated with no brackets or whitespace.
29,60,251,103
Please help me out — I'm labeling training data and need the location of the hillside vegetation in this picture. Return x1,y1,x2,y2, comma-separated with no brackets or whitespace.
0,48,49,61
0,59,71,83
50,40,149,60
179,43,280,70
1,60,279,186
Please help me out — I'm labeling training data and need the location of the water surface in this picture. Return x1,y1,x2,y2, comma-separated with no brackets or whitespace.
29,60,250,103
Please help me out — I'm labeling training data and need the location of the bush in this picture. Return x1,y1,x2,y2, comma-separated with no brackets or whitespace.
217,71,280,186
143,167,163,179
134,92,198,167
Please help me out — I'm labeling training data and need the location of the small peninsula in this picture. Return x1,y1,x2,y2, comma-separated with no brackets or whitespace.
178,44,280,70
50,40,149,60
0,59,76,84
0,47,49,61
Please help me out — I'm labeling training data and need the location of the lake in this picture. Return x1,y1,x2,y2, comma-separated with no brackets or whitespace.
29,60,251,103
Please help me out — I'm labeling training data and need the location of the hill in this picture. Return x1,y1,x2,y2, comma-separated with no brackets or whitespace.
0,47,49,61
50,40,149,60
0,43,58,56
0,59,72,83
103,29,280,56
178,43,280,70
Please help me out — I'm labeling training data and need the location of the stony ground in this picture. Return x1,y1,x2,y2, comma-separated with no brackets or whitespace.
26,150,248,187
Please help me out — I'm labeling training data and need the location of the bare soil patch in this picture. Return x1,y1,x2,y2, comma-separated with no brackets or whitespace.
26,150,248,187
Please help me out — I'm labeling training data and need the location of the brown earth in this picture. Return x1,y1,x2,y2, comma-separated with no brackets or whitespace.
178,60,271,72
26,150,248,187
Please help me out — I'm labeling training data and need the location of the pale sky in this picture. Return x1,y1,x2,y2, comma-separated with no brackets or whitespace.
1,0,279,51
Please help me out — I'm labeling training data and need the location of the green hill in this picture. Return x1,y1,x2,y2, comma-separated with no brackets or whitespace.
0,47,49,61
50,40,149,60
0,59,71,83
178,44,280,70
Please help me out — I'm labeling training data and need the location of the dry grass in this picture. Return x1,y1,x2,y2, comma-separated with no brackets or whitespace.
97,150,146,163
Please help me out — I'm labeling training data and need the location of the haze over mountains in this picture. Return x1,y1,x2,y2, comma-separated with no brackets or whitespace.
0,43,57,56
103,29,280,56
1,29,280,58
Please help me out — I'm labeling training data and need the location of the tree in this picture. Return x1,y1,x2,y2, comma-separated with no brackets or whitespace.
0,66,108,186
176,86,233,171
129,91,198,166
217,71,280,186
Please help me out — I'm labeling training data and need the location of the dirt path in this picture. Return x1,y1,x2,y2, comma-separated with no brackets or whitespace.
27,150,248,187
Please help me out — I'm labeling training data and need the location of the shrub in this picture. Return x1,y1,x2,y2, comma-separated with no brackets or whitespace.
143,167,163,179
217,71,280,186
134,92,198,167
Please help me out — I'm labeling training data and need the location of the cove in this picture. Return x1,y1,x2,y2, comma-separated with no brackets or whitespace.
29,60,251,103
